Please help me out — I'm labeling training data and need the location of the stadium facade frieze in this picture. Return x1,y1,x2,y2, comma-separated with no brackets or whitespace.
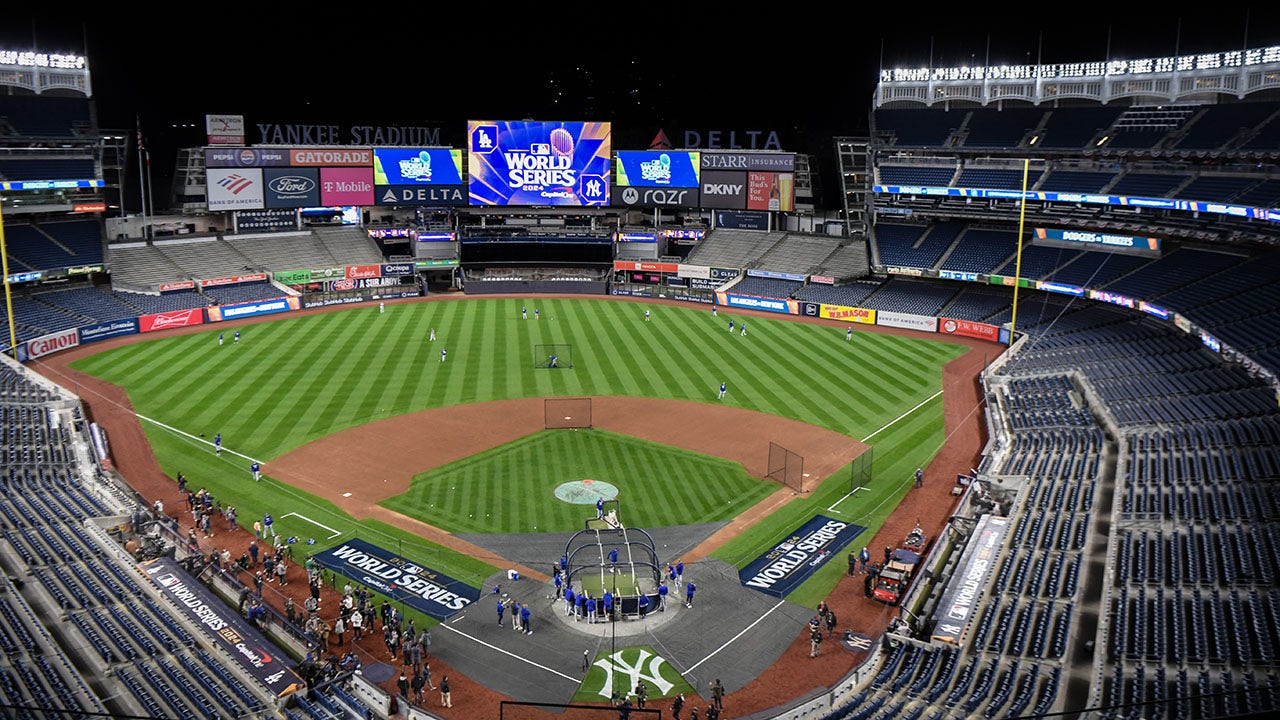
254,123,444,146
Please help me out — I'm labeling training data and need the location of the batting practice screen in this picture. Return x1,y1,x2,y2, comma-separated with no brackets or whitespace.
545,397,592,429
534,343,574,369
767,441,805,493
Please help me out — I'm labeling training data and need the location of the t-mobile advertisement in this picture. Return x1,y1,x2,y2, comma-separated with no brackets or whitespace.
319,167,375,206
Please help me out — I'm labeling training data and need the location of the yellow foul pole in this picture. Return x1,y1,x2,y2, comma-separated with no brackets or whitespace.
1009,158,1030,341
0,201,18,358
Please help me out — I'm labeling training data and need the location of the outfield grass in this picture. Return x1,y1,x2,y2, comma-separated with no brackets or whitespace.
69,296,970,614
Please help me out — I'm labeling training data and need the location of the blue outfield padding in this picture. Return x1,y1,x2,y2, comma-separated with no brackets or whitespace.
738,515,866,598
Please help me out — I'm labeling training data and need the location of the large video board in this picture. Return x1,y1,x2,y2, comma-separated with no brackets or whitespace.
373,148,463,185
373,148,467,206
615,151,700,188
467,120,611,206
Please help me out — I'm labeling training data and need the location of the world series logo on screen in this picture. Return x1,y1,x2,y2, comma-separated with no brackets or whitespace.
468,120,611,206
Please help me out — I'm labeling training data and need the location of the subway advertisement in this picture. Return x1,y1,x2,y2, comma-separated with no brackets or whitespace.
467,120,611,206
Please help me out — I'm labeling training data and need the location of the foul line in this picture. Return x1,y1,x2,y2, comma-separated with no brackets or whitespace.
827,486,870,513
686,598,788,674
439,623,579,684
281,512,342,540
860,390,943,443
137,413,264,465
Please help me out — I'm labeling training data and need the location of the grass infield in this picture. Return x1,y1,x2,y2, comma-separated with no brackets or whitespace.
70,297,968,614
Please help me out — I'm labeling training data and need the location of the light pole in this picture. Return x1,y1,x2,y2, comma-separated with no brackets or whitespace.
0,201,18,359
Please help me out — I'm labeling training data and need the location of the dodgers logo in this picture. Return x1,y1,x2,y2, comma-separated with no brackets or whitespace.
471,124,498,153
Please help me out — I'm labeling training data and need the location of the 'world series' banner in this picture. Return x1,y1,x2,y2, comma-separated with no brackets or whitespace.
739,515,865,598
930,515,1011,646
139,557,305,697
310,538,479,621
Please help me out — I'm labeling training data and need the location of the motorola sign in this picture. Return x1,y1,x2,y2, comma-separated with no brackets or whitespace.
616,186,697,208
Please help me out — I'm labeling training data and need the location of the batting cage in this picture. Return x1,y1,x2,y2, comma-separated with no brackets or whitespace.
767,441,805,493
534,343,573,369
545,397,592,429
562,501,662,620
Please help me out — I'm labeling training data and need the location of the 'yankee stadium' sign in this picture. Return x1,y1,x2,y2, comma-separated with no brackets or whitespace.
739,515,865,597
311,538,479,620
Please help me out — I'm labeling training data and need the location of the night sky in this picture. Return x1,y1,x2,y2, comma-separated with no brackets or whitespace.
4,8,1280,209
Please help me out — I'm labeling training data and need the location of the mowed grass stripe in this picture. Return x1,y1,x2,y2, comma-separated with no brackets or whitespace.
264,314,368,449
584,300,648,395
129,333,214,406
857,336,934,394
655,306,729,400
715,320,836,421
786,327,899,425
557,299,608,390
297,314,389,443
593,301,661,397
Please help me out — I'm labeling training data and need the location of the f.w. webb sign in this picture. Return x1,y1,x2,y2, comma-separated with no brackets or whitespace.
311,538,479,621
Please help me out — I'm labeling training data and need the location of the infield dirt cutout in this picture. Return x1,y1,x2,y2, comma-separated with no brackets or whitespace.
263,396,865,571
268,396,862,507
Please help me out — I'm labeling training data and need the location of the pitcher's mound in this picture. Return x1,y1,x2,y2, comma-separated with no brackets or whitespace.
554,478,619,504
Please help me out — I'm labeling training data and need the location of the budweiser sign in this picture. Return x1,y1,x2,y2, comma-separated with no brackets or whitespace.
140,309,206,333
26,329,80,359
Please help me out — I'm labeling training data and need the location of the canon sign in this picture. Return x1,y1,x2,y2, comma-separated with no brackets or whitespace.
26,329,80,359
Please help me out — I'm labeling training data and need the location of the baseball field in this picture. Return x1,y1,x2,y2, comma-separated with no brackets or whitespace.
67,296,968,617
